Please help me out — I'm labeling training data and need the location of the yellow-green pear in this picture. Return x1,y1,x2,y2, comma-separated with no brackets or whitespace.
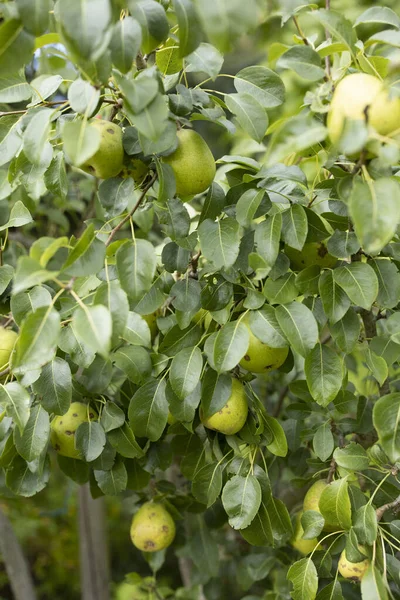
239,321,288,374
82,119,124,179
303,480,328,513
328,73,400,144
0,327,18,372
200,378,248,435
291,512,319,555
338,546,369,582
162,129,216,197
285,242,337,271
130,502,175,552
50,402,97,460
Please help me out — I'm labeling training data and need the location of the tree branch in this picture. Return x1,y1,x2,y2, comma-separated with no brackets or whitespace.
376,494,400,522
105,174,157,247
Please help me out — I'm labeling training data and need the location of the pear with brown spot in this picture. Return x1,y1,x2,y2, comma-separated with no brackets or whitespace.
338,545,370,582
81,119,124,179
130,502,176,552
239,320,288,374
50,402,97,460
200,378,248,435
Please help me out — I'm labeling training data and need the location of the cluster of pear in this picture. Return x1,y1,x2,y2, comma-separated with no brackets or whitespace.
291,480,370,582
78,119,216,197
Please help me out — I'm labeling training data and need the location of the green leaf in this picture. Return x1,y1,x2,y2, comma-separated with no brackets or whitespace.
360,566,389,600
316,582,344,600
63,120,101,167
0,115,22,167
192,462,223,507
58,0,112,60
373,393,400,463
248,306,287,348
75,421,106,462
349,178,400,255
200,369,232,419
14,404,49,462
0,201,32,233
58,324,95,369
116,240,157,302
234,66,285,108
275,302,318,358
301,510,324,539
170,346,203,400
12,307,60,374
319,270,351,324
94,457,127,495
72,304,112,359
312,10,356,53
63,224,106,277
108,424,144,458
277,46,325,81
128,0,169,54
113,345,152,384
110,17,142,73
198,217,241,269
0,382,30,433
365,347,388,387
354,504,378,545
16,0,50,36
68,79,100,117
262,414,288,457
222,474,262,530
115,71,158,114
6,455,50,497
173,0,202,57
333,263,378,310
121,312,152,348
370,258,400,310
156,38,183,75
129,378,168,442
333,442,369,471
33,358,72,416
205,320,250,373
330,308,360,353
94,279,129,345
313,423,334,462
305,344,343,407
185,43,224,79
0,20,35,76
167,382,200,424
319,478,352,530
0,72,31,103
171,278,201,313
44,152,68,199
23,108,53,166
100,402,125,433
327,230,360,259
287,558,318,600
354,7,400,28
281,205,308,251
254,213,282,268
225,93,268,142
28,74,63,107
11,286,52,326
264,272,298,305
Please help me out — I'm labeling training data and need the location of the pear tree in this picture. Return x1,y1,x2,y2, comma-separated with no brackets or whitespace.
0,1,399,599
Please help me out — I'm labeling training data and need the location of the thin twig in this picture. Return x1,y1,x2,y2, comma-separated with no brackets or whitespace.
105,174,157,247
327,458,336,483
292,16,309,45
324,0,331,79
376,494,400,522
273,384,289,417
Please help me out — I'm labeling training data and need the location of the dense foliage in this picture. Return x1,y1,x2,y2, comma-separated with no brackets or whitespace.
0,0,399,598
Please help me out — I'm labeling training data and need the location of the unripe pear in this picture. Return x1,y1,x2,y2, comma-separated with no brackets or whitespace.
328,73,400,144
162,129,216,197
130,502,175,552
291,512,319,555
167,412,177,425
0,327,18,372
338,546,369,582
303,480,328,513
50,402,97,460
239,321,288,374
285,242,337,271
200,378,248,435
82,119,124,179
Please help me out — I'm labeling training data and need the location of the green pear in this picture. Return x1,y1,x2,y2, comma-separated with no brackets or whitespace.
130,502,175,552
338,546,369,582
303,480,328,513
291,512,319,555
162,129,216,197
167,411,177,425
328,73,400,144
82,119,124,179
201,378,248,435
0,327,18,372
239,321,288,374
285,242,337,271
50,402,97,460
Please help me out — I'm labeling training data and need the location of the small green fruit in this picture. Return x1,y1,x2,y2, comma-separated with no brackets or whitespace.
338,546,369,582
50,402,97,460
201,378,248,435
285,242,337,271
0,327,18,372
328,73,400,144
82,119,124,179
167,412,177,425
130,502,176,552
239,322,288,374
162,129,216,197
291,512,319,555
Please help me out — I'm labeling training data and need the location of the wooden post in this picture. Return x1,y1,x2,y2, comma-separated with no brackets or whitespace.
0,505,36,600
78,484,110,600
